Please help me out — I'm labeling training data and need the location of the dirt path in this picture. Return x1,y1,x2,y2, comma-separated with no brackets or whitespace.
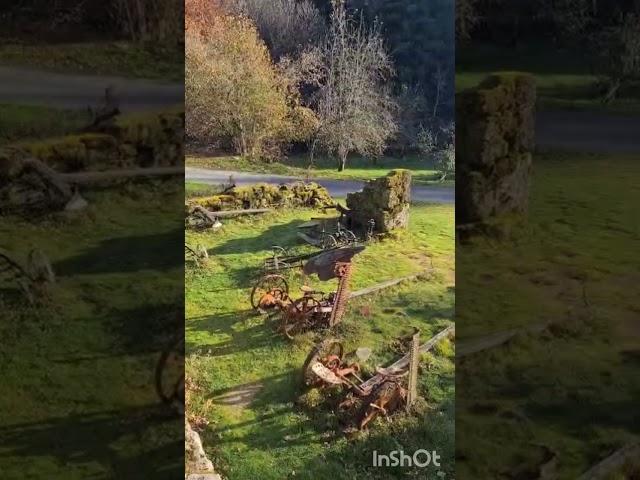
0,65,183,111
536,110,640,153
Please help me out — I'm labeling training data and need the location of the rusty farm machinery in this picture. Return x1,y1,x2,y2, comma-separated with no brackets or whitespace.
250,246,364,339
300,325,454,430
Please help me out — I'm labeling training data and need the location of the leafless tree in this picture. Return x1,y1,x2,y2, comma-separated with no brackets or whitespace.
456,0,479,41
112,0,183,44
600,13,640,103
432,62,449,118
314,0,397,172
229,0,326,58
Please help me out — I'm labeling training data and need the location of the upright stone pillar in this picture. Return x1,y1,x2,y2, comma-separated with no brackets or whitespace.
345,169,412,233
456,73,536,224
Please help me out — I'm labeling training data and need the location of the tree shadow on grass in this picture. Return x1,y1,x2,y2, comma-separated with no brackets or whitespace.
207,218,323,292
53,228,184,277
206,368,455,478
0,405,183,479
185,310,284,356
103,302,183,356
204,369,327,450
208,219,308,257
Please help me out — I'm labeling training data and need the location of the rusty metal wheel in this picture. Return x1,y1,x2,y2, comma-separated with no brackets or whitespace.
302,338,344,387
356,380,406,430
250,274,289,312
281,296,321,340
321,234,338,250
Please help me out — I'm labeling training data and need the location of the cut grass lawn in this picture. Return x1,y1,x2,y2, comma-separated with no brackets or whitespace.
0,181,184,479
456,42,640,114
185,202,455,479
456,152,640,478
0,104,89,146
0,42,183,81
186,154,453,187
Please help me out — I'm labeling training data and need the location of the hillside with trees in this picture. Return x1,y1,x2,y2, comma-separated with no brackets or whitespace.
186,0,455,175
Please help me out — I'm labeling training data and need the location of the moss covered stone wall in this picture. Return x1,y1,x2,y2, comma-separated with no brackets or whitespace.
456,73,536,224
187,182,334,212
3,108,184,174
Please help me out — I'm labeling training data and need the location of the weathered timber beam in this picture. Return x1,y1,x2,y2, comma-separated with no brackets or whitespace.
349,272,427,299
457,322,548,358
213,208,271,218
23,157,72,199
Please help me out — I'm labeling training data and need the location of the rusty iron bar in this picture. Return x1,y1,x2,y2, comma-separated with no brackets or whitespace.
328,261,352,327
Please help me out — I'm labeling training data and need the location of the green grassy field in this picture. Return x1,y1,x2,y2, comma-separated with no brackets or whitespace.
0,181,184,479
185,202,455,479
456,42,640,113
186,154,452,187
456,152,640,477
0,104,89,146
0,42,183,80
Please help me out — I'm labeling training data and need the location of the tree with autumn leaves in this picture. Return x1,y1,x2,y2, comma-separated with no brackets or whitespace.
186,0,402,170
185,0,318,160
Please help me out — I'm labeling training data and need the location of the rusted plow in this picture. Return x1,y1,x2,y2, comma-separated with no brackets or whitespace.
301,325,454,430
249,246,321,310
251,246,364,339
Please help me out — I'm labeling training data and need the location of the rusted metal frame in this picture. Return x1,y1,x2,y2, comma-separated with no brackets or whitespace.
328,261,352,327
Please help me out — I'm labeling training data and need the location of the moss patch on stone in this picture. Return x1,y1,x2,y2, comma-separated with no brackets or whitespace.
187,182,334,211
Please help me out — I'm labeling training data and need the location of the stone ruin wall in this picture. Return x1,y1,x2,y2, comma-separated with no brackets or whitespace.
0,109,184,213
2,108,184,173
456,73,536,225
345,169,412,233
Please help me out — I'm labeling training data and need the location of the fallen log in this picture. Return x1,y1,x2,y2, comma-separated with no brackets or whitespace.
213,208,272,218
60,166,183,184
349,272,427,299
23,157,72,199
359,325,455,391
577,443,640,480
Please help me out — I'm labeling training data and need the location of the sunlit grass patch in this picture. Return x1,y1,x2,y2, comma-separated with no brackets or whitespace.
185,202,455,479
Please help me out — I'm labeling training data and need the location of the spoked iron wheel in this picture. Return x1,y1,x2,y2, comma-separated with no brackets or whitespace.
321,234,338,250
281,296,321,340
155,333,185,414
250,274,289,312
301,338,344,387
356,380,406,430
339,229,357,245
